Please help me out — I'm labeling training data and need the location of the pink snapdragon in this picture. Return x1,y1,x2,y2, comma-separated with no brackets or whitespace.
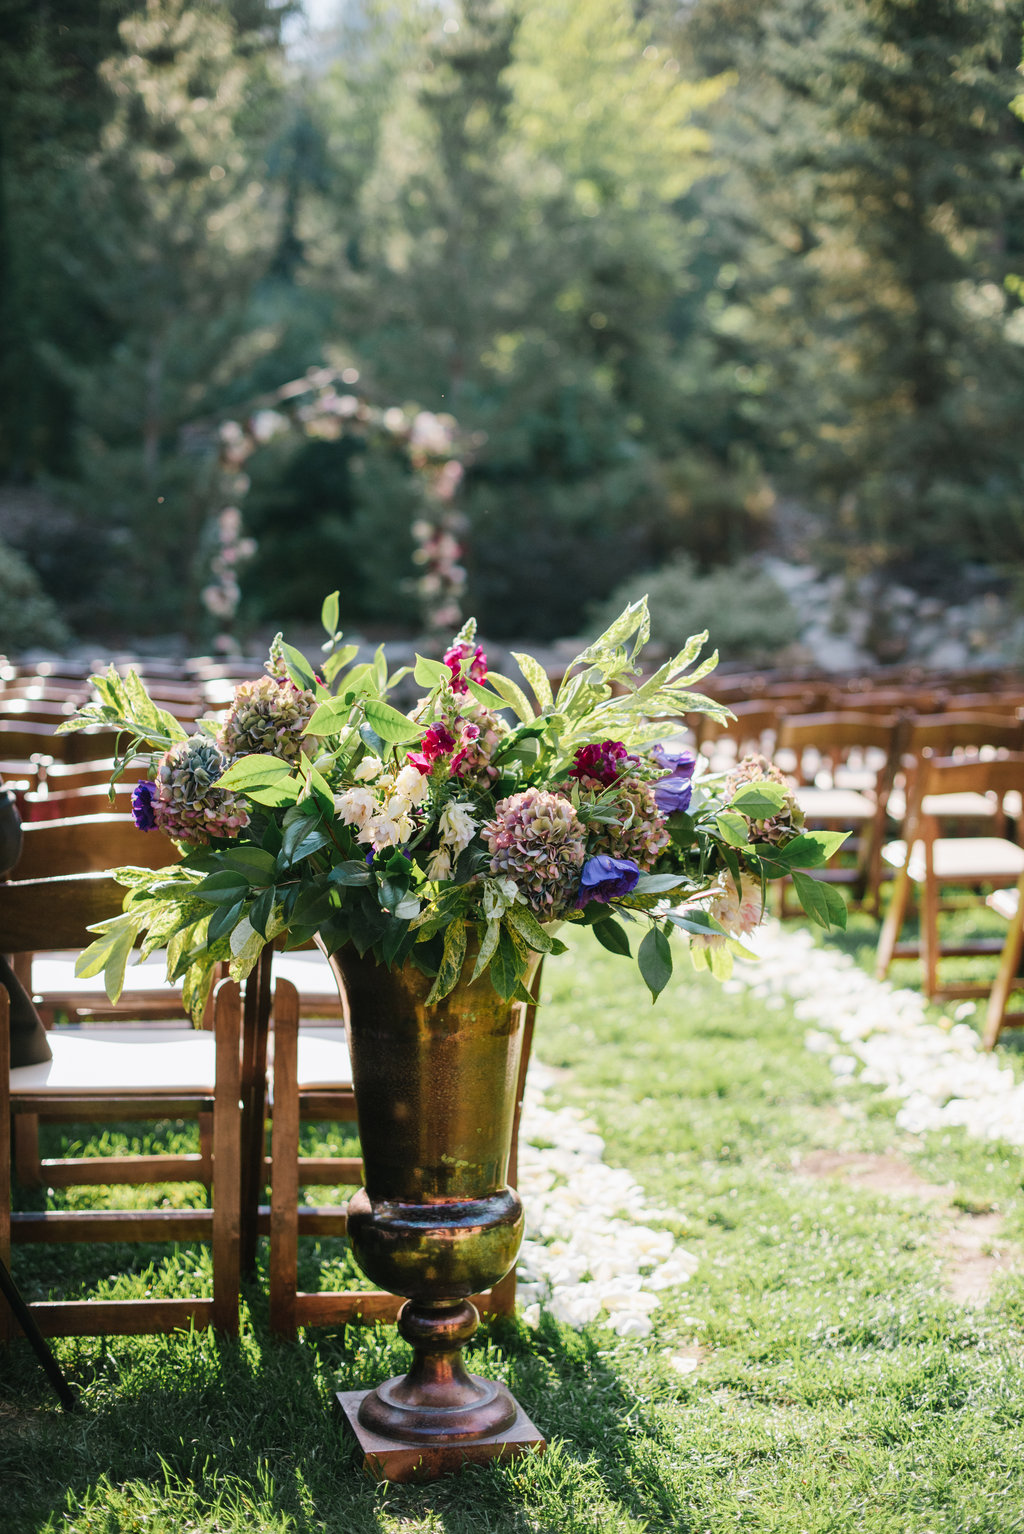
444,640,488,695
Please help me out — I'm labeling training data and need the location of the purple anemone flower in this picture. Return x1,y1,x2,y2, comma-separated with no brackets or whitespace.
576,853,641,905
653,774,694,815
131,780,158,832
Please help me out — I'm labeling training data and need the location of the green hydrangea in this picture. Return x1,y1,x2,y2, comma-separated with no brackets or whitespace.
483,788,586,916
219,674,317,764
153,736,249,846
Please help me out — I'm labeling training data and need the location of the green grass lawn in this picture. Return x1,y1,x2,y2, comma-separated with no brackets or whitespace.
3,916,1024,1534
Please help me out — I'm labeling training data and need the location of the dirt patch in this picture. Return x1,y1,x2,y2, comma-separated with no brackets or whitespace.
793,1150,1016,1306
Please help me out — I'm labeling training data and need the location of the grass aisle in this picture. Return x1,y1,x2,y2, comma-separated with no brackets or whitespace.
3,930,1024,1533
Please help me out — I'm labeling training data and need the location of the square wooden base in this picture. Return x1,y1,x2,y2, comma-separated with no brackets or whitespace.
335,1389,546,1482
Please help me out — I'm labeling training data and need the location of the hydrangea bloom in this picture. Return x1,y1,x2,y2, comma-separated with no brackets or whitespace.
582,776,670,870
152,737,249,846
484,788,586,915
725,754,804,846
219,674,317,765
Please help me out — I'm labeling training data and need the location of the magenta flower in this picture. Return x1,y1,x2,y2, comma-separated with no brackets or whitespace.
444,641,488,694
568,740,637,788
407,722,457,775
576,854,641,905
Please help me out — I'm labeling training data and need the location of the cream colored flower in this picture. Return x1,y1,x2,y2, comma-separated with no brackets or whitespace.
358,808,413,849
333,786,377,828
424,847,452,881
354,755,384,782
438,801,476,853
393,763,431,805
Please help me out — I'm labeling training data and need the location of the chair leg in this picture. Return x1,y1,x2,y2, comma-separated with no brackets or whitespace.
983,875,1024,1051
13,1112,42,1187
1,989,13,1344
211,979,242,1337
269,979,300,1339
921,857,940,1000
876,857,912,980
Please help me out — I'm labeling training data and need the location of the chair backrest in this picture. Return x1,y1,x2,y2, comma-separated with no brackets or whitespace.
14,814,179,880
905,713,1024,755
915,750,1024,803
694,702,779,755
774,711,910,788
22,783,139,823
0,872,126,953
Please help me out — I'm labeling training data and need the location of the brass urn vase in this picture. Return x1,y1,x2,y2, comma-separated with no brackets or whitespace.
326,936,544,1474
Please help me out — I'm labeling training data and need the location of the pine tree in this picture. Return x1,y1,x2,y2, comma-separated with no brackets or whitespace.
301,0,722,636
676,0,1024,588
45,0,284,635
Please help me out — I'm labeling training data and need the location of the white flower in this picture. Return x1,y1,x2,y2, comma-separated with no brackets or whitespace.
424,847,452,881
393,764,431,805
358,809,413,850
439,801,477,853
334,786,377,828
354,756,384,782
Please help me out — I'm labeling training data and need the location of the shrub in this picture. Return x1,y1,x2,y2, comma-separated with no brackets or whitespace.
0,538,70,653
592,554,797,664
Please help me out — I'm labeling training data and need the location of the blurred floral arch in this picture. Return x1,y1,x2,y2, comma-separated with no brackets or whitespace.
200,367,474,653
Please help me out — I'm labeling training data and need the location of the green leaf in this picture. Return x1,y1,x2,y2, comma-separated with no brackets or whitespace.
471,918,502,981
716,812,752,848
592,919,631,957
728,782,788,818
281,642,318,691
193,871,251,904
504,903,557,953
217,753,294,790
363,698,425,745
483,672,535,723
305,698,354,736
510,651,553,712
208,898,245,945
248,886,277,939
321,591,340,637
632,873,688,895
414,655,449,688
426,921,468,1004
218,846,277,883
464,677,514,713
791,871,848,931
490,922,529,1001
328,860,372,887
638,925,673,1002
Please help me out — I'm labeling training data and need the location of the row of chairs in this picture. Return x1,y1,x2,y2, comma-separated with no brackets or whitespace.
1,867,535,1345
696,706,1024,1050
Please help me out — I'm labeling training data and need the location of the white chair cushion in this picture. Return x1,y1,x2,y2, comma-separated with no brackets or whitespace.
11,1027,217,1095
796,786,875,822
293,1026,352,1090
31,951,178,997
886,789,999,822
882,837,1024,882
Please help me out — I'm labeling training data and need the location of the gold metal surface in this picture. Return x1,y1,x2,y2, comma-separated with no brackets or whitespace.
325,937,540,1447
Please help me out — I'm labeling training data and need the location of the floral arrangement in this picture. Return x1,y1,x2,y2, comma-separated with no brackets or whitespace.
61,597,846,1019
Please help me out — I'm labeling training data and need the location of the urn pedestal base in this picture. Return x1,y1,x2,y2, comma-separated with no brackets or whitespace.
335,1388,546,1482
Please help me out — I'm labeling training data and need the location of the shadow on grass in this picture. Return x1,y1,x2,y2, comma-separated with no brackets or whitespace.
0,1296,696,1534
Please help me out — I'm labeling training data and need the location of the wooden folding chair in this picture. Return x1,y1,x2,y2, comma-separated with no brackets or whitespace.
773,712,911,912
0,872,243,1339
266,959,542,1336
980,881,1024,1050
875,752,1024,1006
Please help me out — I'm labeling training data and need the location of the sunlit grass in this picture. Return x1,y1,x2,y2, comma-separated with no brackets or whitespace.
3,919,1024,1533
